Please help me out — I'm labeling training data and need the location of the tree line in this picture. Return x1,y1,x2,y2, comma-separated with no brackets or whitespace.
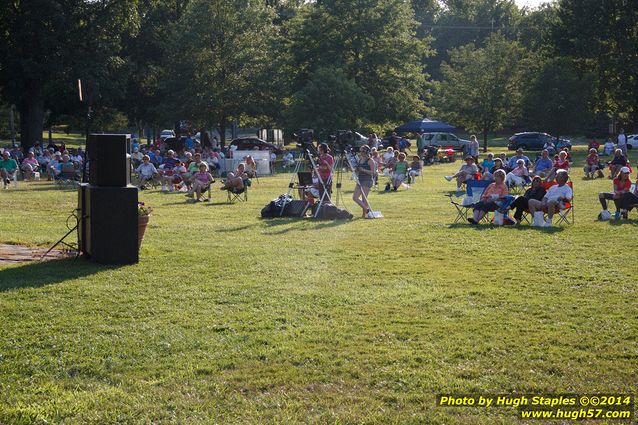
0,0,636,153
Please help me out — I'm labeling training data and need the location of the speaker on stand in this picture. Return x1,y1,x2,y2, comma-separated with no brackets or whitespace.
78,134,139,264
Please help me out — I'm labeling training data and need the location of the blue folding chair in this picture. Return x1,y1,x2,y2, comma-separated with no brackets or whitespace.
449,179,492,223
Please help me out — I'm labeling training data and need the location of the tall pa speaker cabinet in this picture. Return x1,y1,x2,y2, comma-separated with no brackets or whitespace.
78,183,139,264
87,134,131,187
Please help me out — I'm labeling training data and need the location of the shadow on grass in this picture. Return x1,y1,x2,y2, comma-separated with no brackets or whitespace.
448,223,565,233
19,184,75,192
162,200,229,206
216,223,260,233
608,218,638,227
260,217,351,235
0,258,107,292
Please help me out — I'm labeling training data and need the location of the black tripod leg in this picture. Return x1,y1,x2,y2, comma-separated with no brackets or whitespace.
41,224,78,260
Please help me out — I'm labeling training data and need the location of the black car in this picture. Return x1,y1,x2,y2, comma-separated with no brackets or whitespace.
230,137,284,155
507,132,572,151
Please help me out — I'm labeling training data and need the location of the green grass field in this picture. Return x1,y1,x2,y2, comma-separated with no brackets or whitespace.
1,147,637,424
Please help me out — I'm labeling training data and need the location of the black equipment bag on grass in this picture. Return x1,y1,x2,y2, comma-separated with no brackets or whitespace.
261,195,307,218
313,203,353,220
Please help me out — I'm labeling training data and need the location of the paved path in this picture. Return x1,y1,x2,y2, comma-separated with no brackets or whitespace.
0,243,74,266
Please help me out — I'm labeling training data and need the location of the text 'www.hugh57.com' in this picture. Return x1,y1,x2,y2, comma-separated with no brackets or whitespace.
437,394,633,421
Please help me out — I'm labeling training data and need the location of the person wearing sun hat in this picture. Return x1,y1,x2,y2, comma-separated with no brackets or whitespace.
445,155,478,192
599,166,632,220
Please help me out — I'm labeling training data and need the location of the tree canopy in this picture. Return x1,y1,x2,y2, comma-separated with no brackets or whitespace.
1,0,636,152
436,33,525,151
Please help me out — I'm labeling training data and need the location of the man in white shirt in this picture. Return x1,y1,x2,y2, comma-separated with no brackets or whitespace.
528,170,572,227
617,128,628,157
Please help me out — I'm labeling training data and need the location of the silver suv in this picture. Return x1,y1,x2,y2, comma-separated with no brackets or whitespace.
419,133,469,151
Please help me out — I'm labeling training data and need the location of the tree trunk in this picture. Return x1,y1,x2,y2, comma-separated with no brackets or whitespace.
219,116,227,148
20,94,45,155
19,102,29,149
482,128,489,153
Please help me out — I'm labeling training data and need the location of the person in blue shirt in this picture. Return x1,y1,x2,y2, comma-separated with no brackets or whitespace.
532,149,553,178
480,153,495,177
149,150,163,167
162,150,178,170
507,148,531,171
185,134,194,150
399,136,410,152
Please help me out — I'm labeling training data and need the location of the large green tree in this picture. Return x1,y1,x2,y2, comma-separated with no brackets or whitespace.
118,0,190,140
285,0,431,127
428,0,521,80
285,67,373,137
0,0,139,153
435,33,525,151
553,0,638,128
521,57,596,137
161,0,280,146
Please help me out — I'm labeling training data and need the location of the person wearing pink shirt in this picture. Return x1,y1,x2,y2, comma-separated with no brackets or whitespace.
468,169,509,224
21,152,39,180
317,143,334,197
505,159,530,188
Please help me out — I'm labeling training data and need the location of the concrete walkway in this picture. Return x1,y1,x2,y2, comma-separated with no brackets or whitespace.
0,243,75,266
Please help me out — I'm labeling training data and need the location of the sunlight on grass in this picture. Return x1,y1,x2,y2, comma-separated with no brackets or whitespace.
0,148,637,424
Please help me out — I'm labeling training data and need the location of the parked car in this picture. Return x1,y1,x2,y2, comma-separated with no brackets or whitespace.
160,129,175,141
230,137,283,154
627,134,638,149
507,132,572,151
414,133,469,151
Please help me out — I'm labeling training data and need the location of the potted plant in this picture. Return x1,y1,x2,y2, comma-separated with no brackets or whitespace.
137,202,153,248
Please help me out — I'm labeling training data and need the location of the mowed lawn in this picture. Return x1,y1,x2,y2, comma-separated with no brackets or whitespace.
1,147,637,424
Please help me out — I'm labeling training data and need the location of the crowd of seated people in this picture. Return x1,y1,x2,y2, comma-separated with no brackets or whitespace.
2,142,85,184
378,147,423,190
446,146,576,227
444,147,570,192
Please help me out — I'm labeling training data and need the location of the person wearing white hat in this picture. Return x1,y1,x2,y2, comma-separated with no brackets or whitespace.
598,166,632,220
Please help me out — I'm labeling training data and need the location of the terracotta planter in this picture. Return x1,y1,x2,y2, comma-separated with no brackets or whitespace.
138,214,150,249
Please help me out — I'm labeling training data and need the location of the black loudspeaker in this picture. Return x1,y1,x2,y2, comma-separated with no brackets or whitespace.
87,134,131,187
78,184,88,253
79,183,139,264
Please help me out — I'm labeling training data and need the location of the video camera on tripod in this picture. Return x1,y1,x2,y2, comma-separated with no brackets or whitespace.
328,130,356,154
294,128,317,156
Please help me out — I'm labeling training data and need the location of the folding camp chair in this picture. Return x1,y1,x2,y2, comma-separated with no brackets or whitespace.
521,180,574,225
554,181,574,225
449,179,492,224
226,179,250,203
507,178,529,195
55,164,79,189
